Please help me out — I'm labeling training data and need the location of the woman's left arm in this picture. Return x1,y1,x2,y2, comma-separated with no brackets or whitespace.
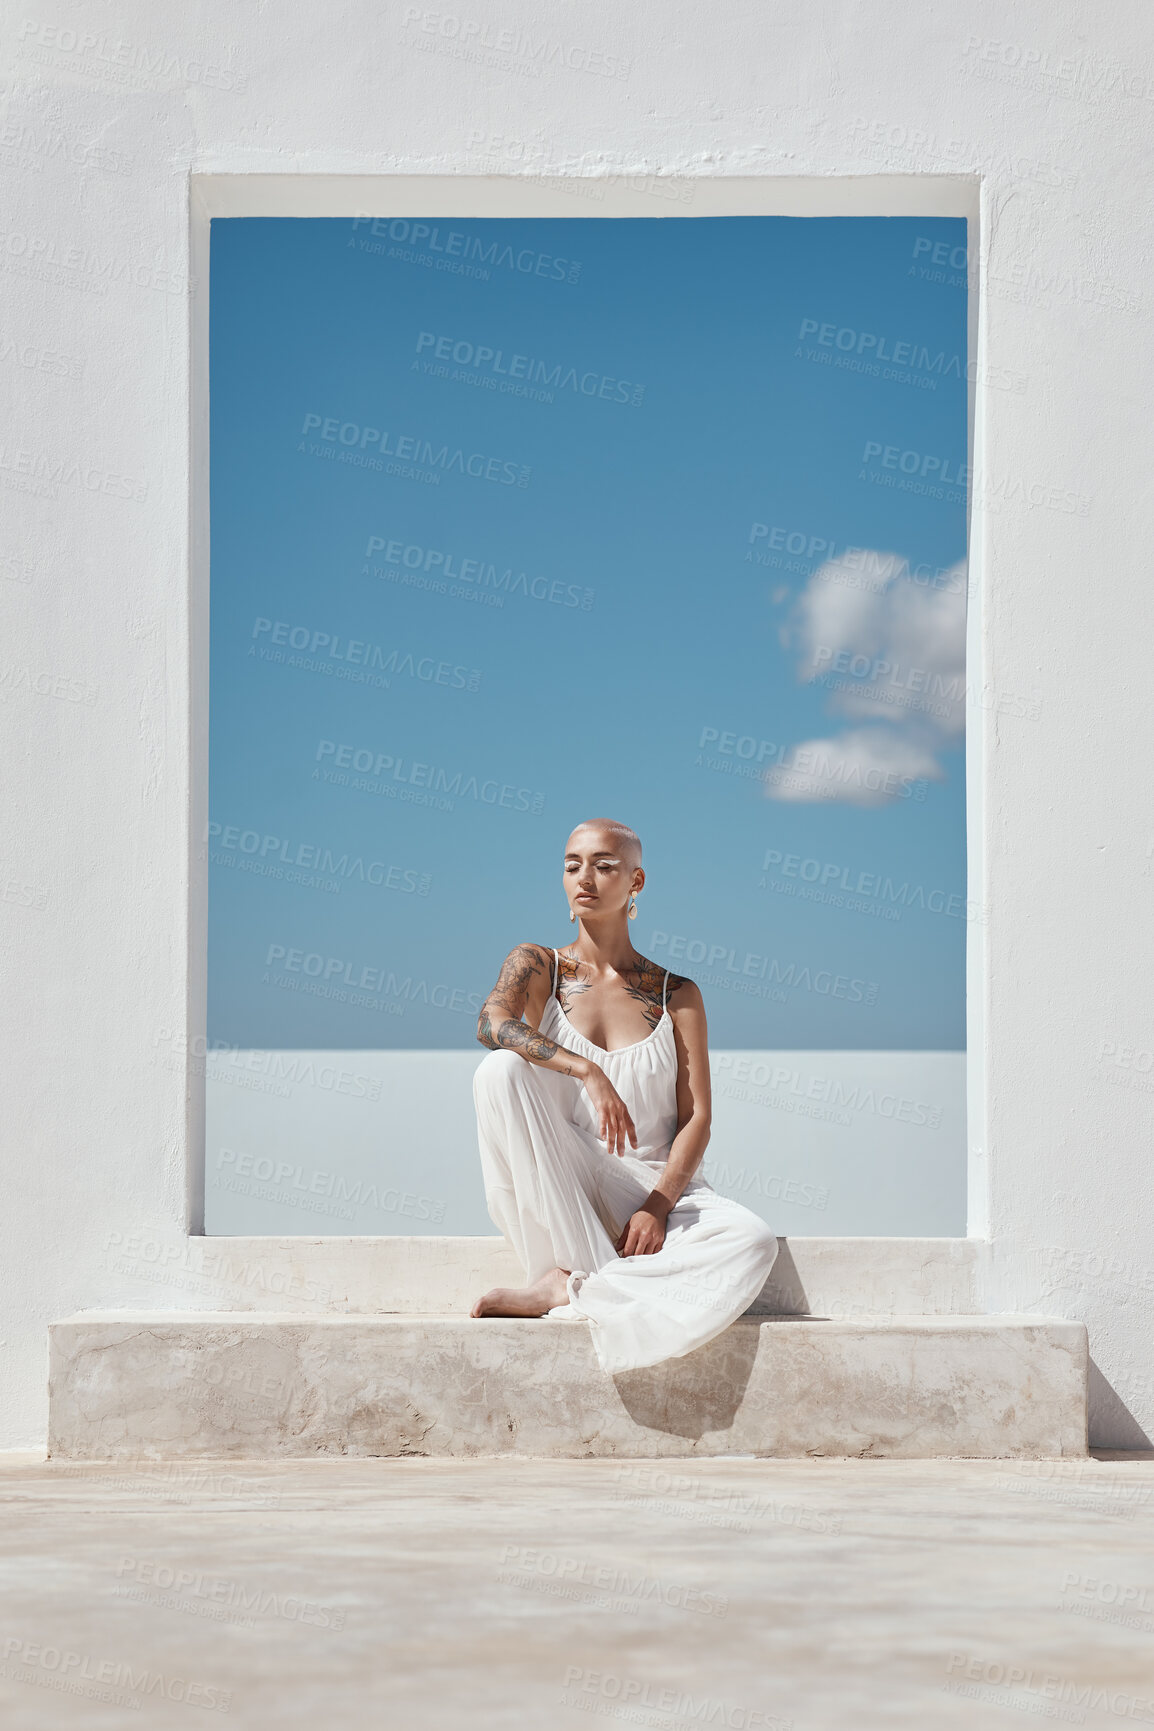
615,981,711,1257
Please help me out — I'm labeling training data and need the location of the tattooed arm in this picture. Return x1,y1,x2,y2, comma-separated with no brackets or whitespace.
476,943,638,1155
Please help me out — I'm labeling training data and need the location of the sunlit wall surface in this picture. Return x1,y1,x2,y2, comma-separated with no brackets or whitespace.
206,213,969,1236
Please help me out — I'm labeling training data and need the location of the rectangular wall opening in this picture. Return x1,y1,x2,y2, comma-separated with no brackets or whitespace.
189,174,982,1242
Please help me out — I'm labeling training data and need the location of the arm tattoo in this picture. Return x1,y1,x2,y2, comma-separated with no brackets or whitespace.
490,943,546,1007
476,944,579,1071
495,1018,576,1074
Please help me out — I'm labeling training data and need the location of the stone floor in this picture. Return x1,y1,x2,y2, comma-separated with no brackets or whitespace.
0,1452,1151,1729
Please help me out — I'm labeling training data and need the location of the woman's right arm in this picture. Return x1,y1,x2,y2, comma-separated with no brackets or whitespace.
476,944,637,1154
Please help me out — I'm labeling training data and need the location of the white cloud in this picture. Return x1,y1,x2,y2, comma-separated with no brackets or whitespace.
764,727,945,808
766,553,967,805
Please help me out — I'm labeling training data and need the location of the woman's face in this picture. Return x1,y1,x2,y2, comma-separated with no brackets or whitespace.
563,826,644,922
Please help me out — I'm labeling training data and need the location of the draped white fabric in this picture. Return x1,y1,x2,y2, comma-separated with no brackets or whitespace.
473,988,779,1374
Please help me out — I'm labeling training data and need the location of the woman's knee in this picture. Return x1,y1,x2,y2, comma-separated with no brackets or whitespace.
736,1211,779,1268
474,1048,532,1102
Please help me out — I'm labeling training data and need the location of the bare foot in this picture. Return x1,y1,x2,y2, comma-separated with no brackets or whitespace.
470,1268,570,1318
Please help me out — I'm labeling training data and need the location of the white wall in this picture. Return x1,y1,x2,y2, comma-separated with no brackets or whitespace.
3,0,1152,1449
204,1051,967,1238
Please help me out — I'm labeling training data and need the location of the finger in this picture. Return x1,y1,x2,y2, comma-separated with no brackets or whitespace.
627,1114,638,1148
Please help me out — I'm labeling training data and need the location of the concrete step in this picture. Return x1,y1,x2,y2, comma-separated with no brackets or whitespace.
128,1235,988,1317
48,1311,1087,1462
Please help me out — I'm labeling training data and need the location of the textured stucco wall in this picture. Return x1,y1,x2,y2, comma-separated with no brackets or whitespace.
2,1,1152,1448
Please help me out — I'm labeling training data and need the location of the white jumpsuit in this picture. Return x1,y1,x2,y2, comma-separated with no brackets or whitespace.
473,951,779,1374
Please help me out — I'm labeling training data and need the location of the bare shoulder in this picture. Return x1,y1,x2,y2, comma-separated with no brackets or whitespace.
665,974,703,1014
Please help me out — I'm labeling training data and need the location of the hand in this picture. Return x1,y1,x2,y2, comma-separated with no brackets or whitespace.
581,1066,638,1157
616,1202,669,1258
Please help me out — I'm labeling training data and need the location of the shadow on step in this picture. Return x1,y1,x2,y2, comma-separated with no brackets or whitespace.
612,1321,763,1441
746,1238,809,1315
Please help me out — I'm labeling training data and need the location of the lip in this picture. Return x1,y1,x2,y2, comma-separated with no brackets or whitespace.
574,893,598,903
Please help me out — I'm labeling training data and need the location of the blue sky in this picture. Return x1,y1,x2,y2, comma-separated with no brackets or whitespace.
208,213,968,1050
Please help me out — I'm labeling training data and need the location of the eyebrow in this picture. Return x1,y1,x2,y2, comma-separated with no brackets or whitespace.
565,852,620,861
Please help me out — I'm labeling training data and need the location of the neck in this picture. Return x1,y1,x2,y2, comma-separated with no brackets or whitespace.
568,916,638,973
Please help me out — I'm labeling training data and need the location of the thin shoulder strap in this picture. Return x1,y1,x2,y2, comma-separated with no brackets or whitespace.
552,947,559,994
662,968,670,1011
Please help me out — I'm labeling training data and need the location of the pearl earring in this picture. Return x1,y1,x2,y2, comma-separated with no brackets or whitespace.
570,908,576,923
628,893,638,920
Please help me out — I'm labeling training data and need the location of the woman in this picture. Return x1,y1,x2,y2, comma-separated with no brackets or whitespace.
470,817,778,1374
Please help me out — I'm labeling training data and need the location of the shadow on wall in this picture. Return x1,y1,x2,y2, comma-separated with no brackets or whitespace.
1089,1359,1153,1451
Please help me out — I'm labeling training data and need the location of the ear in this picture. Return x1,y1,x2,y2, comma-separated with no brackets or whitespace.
632,867,646,894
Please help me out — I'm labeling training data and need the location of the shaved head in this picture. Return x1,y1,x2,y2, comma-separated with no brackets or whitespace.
567,819,642,864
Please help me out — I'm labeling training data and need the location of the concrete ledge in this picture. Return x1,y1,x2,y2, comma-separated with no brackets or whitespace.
151,1235,989,1316
48,1311,1086,1462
